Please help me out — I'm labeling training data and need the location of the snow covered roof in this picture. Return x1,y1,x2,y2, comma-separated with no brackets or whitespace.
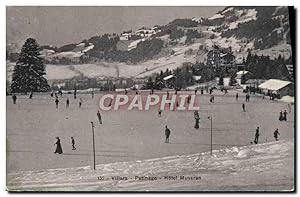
236,71,249,75
193,75,202,80
258,79,292,91
163,75,174,81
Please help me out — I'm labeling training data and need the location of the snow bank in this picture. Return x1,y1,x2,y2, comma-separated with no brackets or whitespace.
279,96,294,104
7,140,294,191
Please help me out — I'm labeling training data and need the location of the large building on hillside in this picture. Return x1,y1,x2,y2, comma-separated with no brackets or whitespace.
206,46,236,67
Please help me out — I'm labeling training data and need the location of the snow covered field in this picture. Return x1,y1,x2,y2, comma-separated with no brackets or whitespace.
7,139,294,191
6,90,294,191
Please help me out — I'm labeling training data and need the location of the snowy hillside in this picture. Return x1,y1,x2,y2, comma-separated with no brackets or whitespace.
7,140,294,191
6,6,293,81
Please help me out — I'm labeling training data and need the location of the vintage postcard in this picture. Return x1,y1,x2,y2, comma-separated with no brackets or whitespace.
6,6,295,192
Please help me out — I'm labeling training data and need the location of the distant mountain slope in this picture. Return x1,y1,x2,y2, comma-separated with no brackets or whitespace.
6,6,293,81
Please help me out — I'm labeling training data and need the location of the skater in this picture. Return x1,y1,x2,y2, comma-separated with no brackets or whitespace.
246,93,250,102
54,137,63,154
55,98,59,108
71,137,76,150
288,103,291,114
236,93,239,100
242,103,245,112
125,89,128,95
279,111,283,121
29,92,33,99
254,127,260,144
166,91,169,99
12,94,17,104
194,117,200,129
273,129,280,141
151,88,154,95
66,98,69,108
74,88,77,99
158,109,162,117
283,110,287,121
195,89,198,95
97,110,102,124
50,91,54,97
79,98,83,108
187,95,191,104
92,91,94,99
175,90,177,95
164,125,171,143
201,89,204,95
210,95,214,103
136,90,138,95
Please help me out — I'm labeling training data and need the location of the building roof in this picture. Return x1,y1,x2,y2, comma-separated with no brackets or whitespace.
258,79,292,91
163,75,174,81
193,75,202,80
236,70,249,75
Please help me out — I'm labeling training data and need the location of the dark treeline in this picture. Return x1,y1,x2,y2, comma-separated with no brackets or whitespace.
145,51,293,90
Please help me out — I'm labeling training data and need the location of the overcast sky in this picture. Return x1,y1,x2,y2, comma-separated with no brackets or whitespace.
7,6,223,47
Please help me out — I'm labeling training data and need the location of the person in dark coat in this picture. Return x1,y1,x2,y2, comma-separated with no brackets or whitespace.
66,98,70,108
97,110,102,124
165,126,171,143
79,98,83,108
246,94,250,102
242,103,245,112
195,89,198,95
54,137,63,154
71,137,76,150
279,111,283,121
236,93,239,100
254,127,260,144
12,94,17,104
74,88,77,99
274,129,280,141
283,110,287,121
167,91,169,99
29,92,33,99
55,98,59,108
194,117,200,129
201,89,204,95
158,110,162,117
51,91,54,97
125,89,128,95
187,95,191,104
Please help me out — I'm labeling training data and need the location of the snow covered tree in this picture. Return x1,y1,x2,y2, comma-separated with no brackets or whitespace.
11,38,49,93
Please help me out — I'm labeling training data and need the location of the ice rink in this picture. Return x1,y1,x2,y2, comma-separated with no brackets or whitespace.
6,90,295,173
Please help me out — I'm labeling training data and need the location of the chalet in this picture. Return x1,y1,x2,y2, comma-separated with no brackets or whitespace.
235,71,251,85
258,79,294,98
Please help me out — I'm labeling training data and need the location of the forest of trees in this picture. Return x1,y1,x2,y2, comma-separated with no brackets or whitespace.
144,51,293,90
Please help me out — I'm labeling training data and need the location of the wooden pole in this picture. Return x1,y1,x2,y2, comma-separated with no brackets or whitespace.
208,116,213,155
210,117,213,155
91,121,96,170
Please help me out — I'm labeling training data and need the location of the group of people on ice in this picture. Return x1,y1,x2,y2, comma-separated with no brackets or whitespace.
253,127,281,144
279,110,288,121
54,136,76,154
